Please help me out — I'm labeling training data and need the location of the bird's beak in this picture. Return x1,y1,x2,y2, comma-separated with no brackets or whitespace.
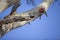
44,11,48,17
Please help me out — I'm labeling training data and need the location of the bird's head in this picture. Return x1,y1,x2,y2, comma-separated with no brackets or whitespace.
38,6,48,17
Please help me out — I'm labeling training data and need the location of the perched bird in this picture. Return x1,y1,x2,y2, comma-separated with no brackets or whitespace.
0,0,54,37
0,0,35,15
0,0,20,15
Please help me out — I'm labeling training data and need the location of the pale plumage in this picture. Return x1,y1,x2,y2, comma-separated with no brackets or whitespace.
0,0,54,37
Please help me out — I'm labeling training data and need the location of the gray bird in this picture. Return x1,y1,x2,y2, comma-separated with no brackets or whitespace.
0,0,54,38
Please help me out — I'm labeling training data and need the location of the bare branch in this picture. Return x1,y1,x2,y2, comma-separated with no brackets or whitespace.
0,0,20,14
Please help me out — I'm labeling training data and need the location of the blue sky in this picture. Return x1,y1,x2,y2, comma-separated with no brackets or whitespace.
0,0,60,40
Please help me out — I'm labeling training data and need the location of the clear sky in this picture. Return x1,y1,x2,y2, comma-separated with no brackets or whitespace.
0,0,60,40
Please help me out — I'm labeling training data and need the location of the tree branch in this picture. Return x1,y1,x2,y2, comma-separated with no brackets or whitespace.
0,0,20,13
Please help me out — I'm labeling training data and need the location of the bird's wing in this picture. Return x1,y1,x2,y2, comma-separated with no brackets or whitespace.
0,0,53,37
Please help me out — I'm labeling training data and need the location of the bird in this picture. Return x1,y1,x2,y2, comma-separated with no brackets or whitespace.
0,0,20,15
0,0,54,37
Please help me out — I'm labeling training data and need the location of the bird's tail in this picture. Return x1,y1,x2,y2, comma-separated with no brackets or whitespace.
0,25,5,37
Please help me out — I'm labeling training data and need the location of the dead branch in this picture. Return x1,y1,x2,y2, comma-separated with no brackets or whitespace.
0,0,20,14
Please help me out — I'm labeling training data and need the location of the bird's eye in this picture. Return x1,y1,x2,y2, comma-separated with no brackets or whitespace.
39,7,45,13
